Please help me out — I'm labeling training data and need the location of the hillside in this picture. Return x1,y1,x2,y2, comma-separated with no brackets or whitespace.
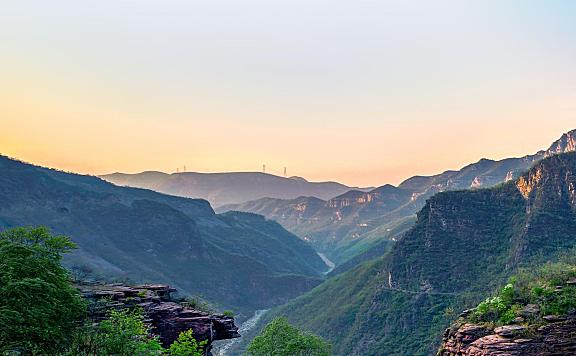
262,152,576,355
0,155,327,317
100,171,371,208
220,129,576,266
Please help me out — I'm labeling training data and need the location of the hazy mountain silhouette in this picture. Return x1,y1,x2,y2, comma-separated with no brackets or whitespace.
100,171,372,208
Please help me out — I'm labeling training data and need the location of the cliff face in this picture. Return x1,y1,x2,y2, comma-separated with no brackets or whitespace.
270,152,576,355
219,129,576,267
439,319,576,355
80,283,240,354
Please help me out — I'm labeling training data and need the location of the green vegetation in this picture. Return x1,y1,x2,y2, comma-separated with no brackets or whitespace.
223,310,235,317
0,227,208,356
469,262,576,325
0,227,86,354
259,153,576,355
167,330,207,356
180,296,215,314
246,317,331,356
68,308,164,355
0,155,325,316
69,308,207,356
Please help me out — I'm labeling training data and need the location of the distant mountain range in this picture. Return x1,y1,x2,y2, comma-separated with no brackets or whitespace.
100,171,372,208
219,129,576,266
0,156,327,317
265,151,576,355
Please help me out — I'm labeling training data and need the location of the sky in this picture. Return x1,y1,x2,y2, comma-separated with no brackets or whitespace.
1,0,575,186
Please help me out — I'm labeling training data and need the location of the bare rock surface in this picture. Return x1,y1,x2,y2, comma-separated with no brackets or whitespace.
439,318,576,355
80,283,240,354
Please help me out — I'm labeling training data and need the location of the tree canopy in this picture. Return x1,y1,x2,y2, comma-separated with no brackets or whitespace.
0,227,86,354
247,317,331,356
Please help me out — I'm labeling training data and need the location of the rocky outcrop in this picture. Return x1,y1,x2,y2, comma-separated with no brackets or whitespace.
546,129,576,157
80,283,240,354
439,318,576,355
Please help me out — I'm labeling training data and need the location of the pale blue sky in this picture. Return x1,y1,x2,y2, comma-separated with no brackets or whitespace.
1,1,575,185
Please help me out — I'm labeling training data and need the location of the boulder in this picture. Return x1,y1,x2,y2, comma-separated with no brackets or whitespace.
494,325,526,338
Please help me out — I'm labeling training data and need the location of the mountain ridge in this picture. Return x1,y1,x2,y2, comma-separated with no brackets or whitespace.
262,151,576,355
220,129,576,266
0,155,327,317
100,171,373,208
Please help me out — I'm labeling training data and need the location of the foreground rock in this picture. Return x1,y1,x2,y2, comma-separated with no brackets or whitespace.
79,283,240,355
439,317,576,355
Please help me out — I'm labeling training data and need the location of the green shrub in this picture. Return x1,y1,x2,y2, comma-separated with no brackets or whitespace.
223,310,235,317
468,262,576,325
182,296,214,314
246,317,331,356
68,308,165,355
167,329,207,356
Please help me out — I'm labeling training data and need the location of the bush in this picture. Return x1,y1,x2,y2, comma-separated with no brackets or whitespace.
468,262,576,325
223,310,235,317
68,308,164,355
167,329,206,356
246,317,331,356
182,296,214,314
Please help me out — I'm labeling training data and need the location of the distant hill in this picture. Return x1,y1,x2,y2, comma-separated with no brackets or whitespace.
220,129,576,266
266,152,576,355
0,155,327,317
100,171,372,208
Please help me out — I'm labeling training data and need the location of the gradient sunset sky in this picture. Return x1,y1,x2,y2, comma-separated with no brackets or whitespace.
1,0,575,186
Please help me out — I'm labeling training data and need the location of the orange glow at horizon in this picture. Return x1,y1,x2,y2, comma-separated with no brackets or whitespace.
1,1,575,186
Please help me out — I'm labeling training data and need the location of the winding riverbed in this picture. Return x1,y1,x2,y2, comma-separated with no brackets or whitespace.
317,252,335,274
215,309,269,356
214,253,335,355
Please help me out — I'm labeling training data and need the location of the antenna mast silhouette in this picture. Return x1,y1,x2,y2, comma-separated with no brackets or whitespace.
262,164,266,173
284,167,287,177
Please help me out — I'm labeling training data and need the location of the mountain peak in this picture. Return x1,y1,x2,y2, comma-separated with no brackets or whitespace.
545,129,576,157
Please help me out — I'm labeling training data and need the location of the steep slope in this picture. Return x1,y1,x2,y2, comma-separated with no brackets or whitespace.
218,186,416,264
0,155,326,316
220,129,576,266
100,171,371,208
266,152,576,355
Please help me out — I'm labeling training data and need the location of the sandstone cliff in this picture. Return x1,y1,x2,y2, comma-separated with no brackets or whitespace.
80,283,240,355
439,318,576,355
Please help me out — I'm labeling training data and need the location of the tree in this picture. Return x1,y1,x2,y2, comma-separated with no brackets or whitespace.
84,308,163,355
167,329,206,356
246,317,331,356
0,227,86,354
